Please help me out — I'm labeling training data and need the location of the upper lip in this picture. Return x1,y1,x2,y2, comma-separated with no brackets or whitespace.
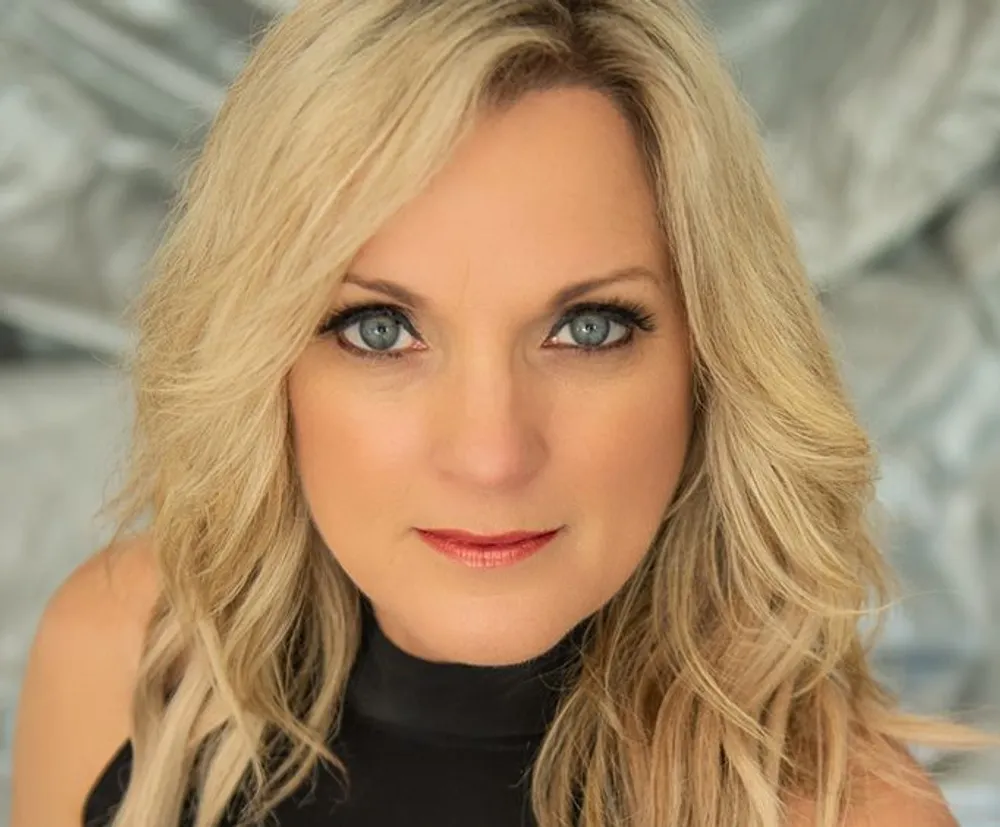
416,527,561,545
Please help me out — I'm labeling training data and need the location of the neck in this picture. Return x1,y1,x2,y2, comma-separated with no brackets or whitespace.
344,595,590,740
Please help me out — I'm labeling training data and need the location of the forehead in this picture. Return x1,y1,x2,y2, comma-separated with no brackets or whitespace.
347,86,666,295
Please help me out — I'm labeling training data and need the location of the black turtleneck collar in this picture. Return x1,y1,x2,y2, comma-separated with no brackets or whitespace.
344,596,590,741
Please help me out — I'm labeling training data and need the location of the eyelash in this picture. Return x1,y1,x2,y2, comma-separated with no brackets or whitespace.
317,297,658,362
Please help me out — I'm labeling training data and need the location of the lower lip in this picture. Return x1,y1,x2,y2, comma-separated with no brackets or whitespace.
416,529,560,569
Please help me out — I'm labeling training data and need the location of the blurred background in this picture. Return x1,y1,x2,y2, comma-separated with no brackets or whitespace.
1,0,998,823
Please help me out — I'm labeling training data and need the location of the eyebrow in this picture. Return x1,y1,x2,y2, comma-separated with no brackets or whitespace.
340,265,662,313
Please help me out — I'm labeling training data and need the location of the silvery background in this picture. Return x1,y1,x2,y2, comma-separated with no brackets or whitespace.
1,0,999,822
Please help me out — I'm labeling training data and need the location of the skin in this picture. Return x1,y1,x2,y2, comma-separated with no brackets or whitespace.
288,85,694,666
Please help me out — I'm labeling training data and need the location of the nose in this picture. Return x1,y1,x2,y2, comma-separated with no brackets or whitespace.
430,348,548,492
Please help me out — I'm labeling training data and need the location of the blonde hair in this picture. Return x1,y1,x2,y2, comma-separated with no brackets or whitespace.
101,1,992,826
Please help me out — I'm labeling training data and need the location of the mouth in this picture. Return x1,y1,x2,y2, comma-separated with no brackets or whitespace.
414,527,563,569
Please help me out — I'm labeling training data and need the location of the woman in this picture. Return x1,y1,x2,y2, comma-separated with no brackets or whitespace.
10,1,992,826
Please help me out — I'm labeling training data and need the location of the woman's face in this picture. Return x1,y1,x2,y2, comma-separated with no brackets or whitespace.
288,86,693,665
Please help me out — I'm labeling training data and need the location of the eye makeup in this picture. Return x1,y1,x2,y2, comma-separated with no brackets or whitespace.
317,296,658,362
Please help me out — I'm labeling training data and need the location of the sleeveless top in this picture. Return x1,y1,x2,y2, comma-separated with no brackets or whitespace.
82,596,589,826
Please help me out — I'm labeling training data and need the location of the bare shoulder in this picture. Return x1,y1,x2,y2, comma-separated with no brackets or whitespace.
10,533,160,827
786,750,958,827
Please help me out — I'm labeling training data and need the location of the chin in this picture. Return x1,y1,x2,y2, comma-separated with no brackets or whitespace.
386,594,584,666
443,629,565,667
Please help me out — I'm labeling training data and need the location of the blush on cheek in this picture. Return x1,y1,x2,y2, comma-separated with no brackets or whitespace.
290,375,430,547
601,383,692,522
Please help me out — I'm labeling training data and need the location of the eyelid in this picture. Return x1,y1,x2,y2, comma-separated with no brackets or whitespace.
318,302,416,336
321,299,652,333
551,300,652,331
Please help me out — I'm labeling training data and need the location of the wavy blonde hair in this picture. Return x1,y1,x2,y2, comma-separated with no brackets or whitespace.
101,1,991,826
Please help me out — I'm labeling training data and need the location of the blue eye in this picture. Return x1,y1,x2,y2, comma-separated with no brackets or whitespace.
319,304,422,360
345,309,416,354
317,299,656,361
549,311,632,350
546,302,655,352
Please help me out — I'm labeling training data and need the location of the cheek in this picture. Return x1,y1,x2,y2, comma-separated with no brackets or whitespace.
288,359,426,542
556,361,692,556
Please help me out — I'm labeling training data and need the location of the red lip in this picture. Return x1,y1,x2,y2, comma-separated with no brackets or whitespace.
415,527,562,569
416,528,560,545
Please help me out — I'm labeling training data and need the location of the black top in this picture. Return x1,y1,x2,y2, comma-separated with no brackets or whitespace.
83,596,589,826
